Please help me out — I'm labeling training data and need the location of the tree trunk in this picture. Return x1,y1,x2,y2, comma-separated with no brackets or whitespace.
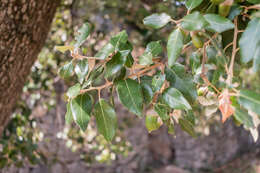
0,0,60,134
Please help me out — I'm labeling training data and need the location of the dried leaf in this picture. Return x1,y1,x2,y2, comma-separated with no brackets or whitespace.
218,89,235,123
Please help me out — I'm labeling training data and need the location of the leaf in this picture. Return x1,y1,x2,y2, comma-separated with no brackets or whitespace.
95,43,115,60
186,0,203,11
139,52,153,66
65,102,73,125
238,90,260,115
228,5,242,20
247,0,260,4
143,13,171,29
145,115,162,133
75,59,88,84
162,87,192,110
67,83,81,99
116,79,143,117
58,61,74,79
181,11,208,31
179,118,197,137
93,99,117,141
70,93,92,131
152,74,165,92
239,17,260,63
204,14,234,33
165,64,197,102
110,30,128,51
248,110,260,142
154,100,171,121
145,41,162,57
167,28,184,67
75,22,91,48
105,51,127,79
253,44,260,72
140,76,154,104
234,108,254,128
218,89,235,123
55,45,74,53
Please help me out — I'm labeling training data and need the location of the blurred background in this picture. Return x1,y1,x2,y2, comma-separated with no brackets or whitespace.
1,0,260,173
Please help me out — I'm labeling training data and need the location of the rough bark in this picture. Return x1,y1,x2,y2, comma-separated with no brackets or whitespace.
0,0,60,134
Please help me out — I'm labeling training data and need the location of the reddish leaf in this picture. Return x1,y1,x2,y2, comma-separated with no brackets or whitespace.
218,89,235,123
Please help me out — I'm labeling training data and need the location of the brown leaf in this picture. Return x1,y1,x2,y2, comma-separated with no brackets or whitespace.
218,89,235,123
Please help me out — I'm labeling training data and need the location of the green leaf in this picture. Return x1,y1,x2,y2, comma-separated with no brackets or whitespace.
165,64,197,102
238,90,260,115
145,115,161,133
143,13,171,29
181,11,208,31
116,79,143,117
140,76,154,104
75,23,91,48
105,52,127,79
110,30,128,51
145,41,162,57
65,102,73,125
247,0,260,4
58,61,74,79
93,99,117,141
186,0,203,11
228,5,242,20
75,59,88,84
55,45,74,53
162,87,192,110
204,14,234,33
179,118,197,137
67,83,81,99
167,28,184,67
95,43,115,60
154,101,171,121
152,74,165,92
139,52,153,66
239,17,260,63
234,108,254,128
253,45,260,72
70,93,92,131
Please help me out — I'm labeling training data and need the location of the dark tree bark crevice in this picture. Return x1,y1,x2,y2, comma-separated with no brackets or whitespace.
0,0,60,134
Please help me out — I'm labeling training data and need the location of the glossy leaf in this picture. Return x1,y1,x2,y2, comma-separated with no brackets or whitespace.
75,59,88,84
105,52,127,79
234,108,254,128
67,83,81,99
179,118,197,137
140,76,154,104
186,0,203,11
154,101,171,121
152,74,165,92
239,90,260,115
58,61,74,79
204,14,234,33
181,12,208,31
143,13,171,29
65,102,73,125
116,79,143,117
70,93,92,131
239,17,260,63
75,23,91,48
167,29,184,67
162,87,192,110
95,43,114,60
145,115,162,133
139,52,153,66
165,64,197,102
253,44,260,72
145,41,162,57
93,99,117,141
110,30,128,50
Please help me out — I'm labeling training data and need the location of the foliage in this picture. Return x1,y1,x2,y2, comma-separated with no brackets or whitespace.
56,0,260,142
